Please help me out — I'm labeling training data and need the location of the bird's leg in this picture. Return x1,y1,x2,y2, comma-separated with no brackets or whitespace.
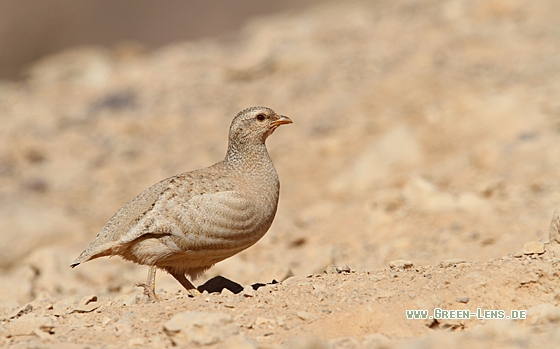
171,272,201,297
135,265,159,302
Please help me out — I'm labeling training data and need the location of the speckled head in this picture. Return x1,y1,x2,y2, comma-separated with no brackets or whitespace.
228,106,292,146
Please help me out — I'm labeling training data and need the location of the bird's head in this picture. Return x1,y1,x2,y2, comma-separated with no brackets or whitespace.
228,106,292,145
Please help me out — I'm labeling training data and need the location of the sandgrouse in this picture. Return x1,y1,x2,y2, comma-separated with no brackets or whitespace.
71,106,292,300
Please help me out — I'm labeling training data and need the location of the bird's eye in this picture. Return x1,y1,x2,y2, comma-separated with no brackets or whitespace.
256,114,266,121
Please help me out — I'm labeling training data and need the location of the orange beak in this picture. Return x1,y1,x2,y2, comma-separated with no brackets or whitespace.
272,115,293,126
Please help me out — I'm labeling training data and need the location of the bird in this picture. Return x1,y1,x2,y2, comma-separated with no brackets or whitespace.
71,106,292,301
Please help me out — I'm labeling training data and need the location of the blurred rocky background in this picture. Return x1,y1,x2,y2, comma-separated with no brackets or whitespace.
0,0,318,79
1,0,560,347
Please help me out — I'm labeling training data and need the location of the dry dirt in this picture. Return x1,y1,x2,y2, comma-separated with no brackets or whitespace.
1,0,560,348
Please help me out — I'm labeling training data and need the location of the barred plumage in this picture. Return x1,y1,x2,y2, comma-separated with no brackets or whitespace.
71,106,292,300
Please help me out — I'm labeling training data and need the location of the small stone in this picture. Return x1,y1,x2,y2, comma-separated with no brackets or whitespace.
255,317,273,327
281,275,304,286
337,265,352,273
7,304,33,319
52,301,70,317
523,241,545,255
513,251,523,258
241,285,255,298
456,297,469,303
439,259,467,268
297,311,317,322
70,296,107,314
389,259,414,269
324,264,352,274
549,207,560,244
221,288,234,296
78,294,98,305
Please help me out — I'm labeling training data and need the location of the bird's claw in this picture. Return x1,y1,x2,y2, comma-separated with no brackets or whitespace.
135,283,161,302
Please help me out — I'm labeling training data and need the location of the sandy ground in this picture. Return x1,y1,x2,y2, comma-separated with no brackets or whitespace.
1,0,560,347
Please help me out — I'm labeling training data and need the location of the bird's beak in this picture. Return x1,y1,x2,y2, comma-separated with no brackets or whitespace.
272,115,293,126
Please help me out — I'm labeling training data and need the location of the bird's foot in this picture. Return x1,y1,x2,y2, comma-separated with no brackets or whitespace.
135,283,162,302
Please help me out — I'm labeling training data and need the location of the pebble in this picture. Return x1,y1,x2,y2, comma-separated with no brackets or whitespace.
297,311,317,322
389,259,414,269
52,301,71,317
221,288,235,296
101,317,111,326
439,259,468,268
324,264,353,274
456,297,470,303
255,317,275,327
523,241,545,255
71,296,108,314
7,303,33,320
242,285,255,297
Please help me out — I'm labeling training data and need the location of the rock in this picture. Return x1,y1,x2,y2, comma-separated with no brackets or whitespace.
523,241,545,255
163,311,239,346
549,207,560,244
456,297,469,303
71,300,108,313
6,303,33,320
52,301,72,317
221,288,235,296
241,285,255,298
324,265,353,274
281,276,305,286
255,317,274,327
389,259,414,269
439,259,468,268
337,265,352,273
70,294,108,313
6,314,54,337
297,311,317,322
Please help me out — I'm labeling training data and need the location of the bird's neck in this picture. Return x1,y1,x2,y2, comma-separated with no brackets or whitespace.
224,141,276,174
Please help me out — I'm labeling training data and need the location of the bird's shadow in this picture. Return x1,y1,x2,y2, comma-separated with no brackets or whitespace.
197,275,278,294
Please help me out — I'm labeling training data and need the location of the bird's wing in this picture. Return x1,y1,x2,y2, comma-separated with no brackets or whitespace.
159,190,262,252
